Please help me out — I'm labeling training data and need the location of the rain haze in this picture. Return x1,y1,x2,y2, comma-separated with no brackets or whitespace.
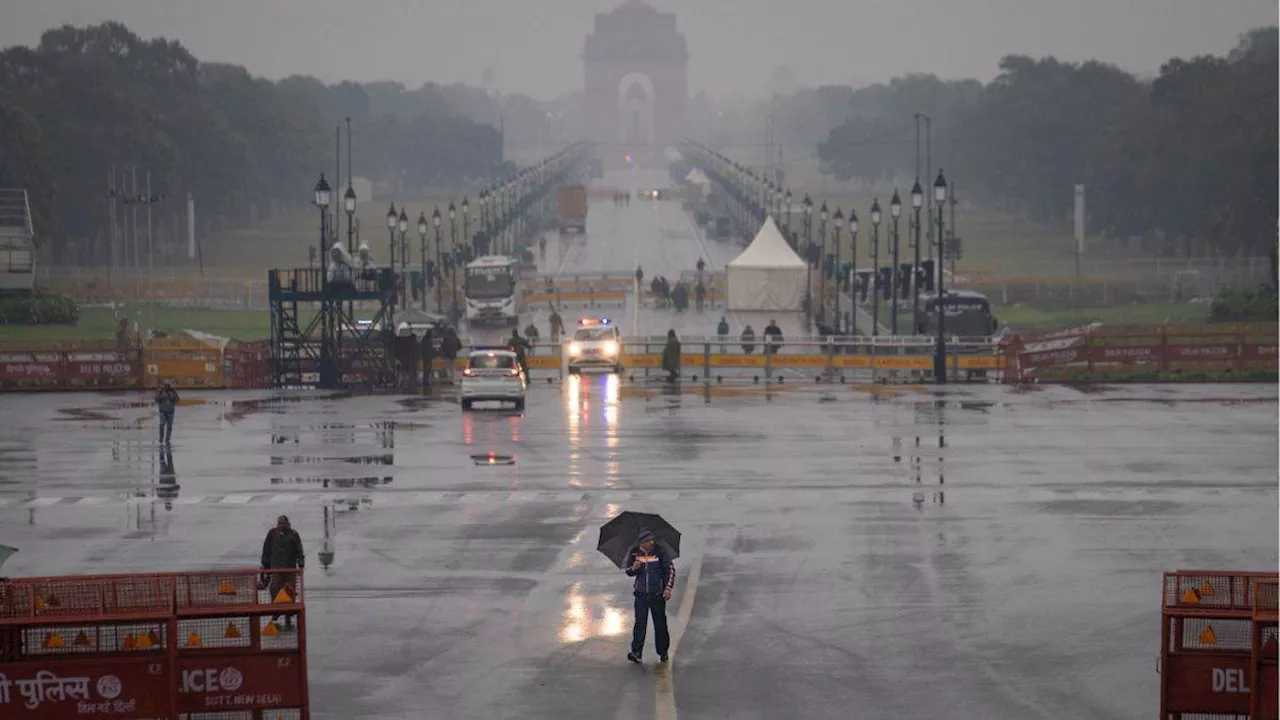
0,0,1275,96
0,1,1276,719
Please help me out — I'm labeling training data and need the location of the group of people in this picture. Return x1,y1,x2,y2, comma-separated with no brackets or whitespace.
649,277,707,312
723,319,784,355
420,323,464,387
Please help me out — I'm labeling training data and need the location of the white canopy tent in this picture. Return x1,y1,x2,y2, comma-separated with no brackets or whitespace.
726,216,808,311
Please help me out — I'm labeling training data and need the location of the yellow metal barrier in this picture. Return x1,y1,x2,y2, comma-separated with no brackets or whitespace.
142,341,225,389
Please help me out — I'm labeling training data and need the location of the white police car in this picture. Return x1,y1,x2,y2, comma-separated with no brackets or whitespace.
565,317,622,374
460,348,526,411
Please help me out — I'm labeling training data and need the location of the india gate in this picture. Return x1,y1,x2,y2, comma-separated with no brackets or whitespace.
583,0,689,168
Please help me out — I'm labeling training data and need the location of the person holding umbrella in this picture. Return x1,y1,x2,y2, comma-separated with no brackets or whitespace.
624,528,675,664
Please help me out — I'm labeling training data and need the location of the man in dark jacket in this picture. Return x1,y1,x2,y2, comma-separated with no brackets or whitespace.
421,328,437,389
154,380,179,445
661,329,681,383
507,328,531,378
440,325,463,384
261,515,305,628
763,319,784,356
624,528,675,664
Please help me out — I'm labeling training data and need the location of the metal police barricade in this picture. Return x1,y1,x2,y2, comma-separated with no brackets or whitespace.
1158,569,1277,719
0,567,310,718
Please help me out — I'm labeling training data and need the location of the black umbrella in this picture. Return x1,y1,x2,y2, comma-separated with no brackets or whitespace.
597,511,681,569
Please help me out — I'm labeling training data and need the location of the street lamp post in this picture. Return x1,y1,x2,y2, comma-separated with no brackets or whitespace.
314,174,332,279
803,195,813,321
818,203,828,324
343,184,357,252
313,174,334,386
933,170,949,384
889,190,902,336
849,210,859,336
784,189,793,238
397,209,409,310
910,180,924,334
870,199,882,337
832,208,844,333
448,202,458,306
461,196,470,263
385,203,398,302
417,212,428,312
432,207,443,312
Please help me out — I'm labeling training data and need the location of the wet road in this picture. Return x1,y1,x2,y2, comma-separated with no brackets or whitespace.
1,381,1276,719
508,169,806,347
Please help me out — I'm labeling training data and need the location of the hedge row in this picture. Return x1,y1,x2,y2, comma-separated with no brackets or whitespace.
0,291,80,325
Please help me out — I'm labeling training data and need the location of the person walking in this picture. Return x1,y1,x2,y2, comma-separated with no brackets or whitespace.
261,515,305,629
716,316,730,353
548,304,565,343
440,325,462,384
524,322,540,355
154,379,179,445
740,325,756,354
508,328,531,378
661,329,681,383
624,528,675,664
421,327,437,389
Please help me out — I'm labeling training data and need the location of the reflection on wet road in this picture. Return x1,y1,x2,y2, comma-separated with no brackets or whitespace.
1,382,1275,719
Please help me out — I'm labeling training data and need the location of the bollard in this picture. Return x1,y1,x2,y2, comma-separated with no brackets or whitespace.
702,343,711,382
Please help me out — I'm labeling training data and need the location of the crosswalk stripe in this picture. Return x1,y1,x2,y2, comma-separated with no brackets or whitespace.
0,488,759,510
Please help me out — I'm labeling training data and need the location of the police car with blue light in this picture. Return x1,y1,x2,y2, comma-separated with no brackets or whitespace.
565,317,622,375
460,346,527,411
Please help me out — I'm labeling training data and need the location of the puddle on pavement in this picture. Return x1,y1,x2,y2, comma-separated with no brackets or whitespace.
270,454,393,466
269,477,393,489
55,407,121,422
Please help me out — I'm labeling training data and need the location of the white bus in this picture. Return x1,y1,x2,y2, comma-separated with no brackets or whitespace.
464,255,522,326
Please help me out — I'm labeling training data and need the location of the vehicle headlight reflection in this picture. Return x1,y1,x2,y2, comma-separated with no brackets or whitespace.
568,342,582,357
602,341,618,356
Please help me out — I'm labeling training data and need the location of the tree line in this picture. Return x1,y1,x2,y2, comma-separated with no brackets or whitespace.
0,22,532,264
814,27,1277,258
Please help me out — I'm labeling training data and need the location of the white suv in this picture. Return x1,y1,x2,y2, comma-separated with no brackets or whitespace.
460,349,527,411
566,318,622,374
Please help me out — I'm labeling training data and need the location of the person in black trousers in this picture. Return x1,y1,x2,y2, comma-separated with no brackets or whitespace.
624,528,675,664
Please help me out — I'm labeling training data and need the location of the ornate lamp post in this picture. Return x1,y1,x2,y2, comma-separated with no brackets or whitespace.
461,196,470,263
818,202,828,323
849,210,859,336
343,184,357,252
870,199,882,337
911,180,924,334
933,169,949,384
397,209,409,310
432,207,443,311
385,203,398,297
890,189,902,335
417,212,429,311
832,208,844,333
448,201,458,306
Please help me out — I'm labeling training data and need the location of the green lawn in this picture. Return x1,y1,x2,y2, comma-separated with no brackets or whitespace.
785,187,1138,282
199,195,464,275
857,299,1210,335
0,304,275,345
991,301,1210,331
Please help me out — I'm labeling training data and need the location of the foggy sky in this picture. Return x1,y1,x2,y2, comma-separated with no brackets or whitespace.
0,0,1274,98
